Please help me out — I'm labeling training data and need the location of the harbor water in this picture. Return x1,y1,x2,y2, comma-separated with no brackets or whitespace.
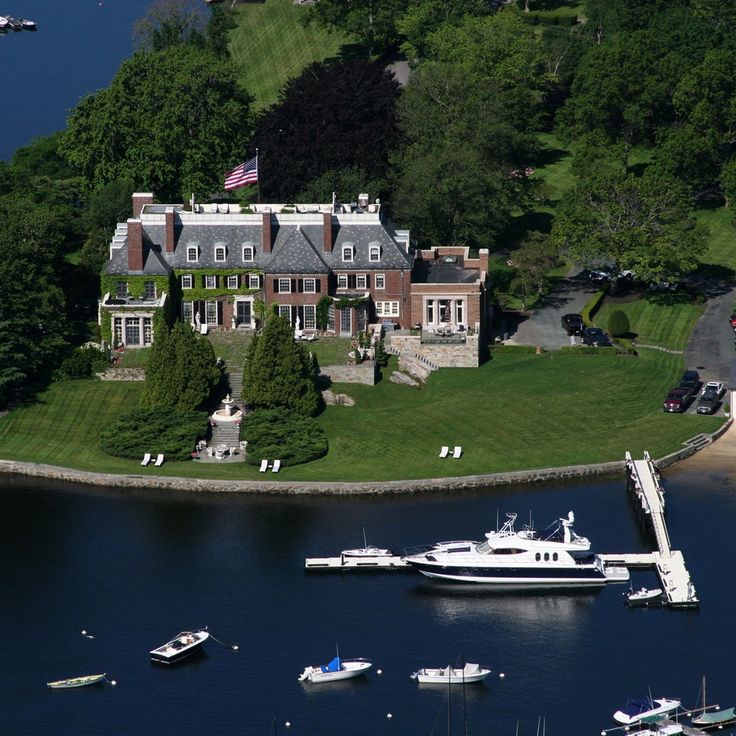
1,448,735,735
0,0,153,161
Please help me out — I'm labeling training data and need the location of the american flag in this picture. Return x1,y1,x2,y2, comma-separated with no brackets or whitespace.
224,155,258,190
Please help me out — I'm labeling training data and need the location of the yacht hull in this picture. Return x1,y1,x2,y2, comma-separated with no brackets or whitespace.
410,562,608,586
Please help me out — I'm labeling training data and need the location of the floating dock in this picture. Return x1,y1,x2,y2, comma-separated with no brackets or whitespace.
601,452,698,609
304,554,412,572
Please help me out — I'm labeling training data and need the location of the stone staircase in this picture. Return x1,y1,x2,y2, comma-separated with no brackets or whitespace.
210,421,241,449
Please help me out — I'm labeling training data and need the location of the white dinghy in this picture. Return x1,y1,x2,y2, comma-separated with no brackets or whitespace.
411,663,491,684
298,654,372,683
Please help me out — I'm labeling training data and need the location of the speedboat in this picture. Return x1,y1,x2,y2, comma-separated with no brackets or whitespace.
4,16,22,31
0,17,9,30
150,629,209,664
47,673,106,689
298,655,372,683
341,545,394,557
613,696,681,725
625,586,664,607
18,18,36,30
411,663,491,684
403,511,629,588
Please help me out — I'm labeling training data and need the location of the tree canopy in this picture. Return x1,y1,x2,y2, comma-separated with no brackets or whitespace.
62,45,253,200
242,315,321,417
251,58,400,202
140,321,221,412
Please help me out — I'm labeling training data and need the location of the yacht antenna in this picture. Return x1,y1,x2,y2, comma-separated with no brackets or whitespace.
496,509,499,532
362,527,367,549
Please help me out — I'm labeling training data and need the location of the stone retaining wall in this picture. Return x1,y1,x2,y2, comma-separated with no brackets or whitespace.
97,367,146,381
388,334,479,368
319,361,377,385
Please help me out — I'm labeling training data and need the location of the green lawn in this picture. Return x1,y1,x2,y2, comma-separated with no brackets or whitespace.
119,347,151,369
695,207,736,268
207,332,252,369
228,0,349,111
0,351,722,482
307,337,352,366
595,293,704,351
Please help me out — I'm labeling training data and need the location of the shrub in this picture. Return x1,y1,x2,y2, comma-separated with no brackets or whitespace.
580,288,607,325
244,408,328,467
608,310,630,337
56,345,109,380
491,344,543,354
100,407,208,461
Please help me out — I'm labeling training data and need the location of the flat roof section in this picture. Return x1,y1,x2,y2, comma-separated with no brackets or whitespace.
413,256,478,284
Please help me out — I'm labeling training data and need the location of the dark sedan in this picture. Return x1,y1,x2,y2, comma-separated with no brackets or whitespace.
561,313,584,335
663,388,694,413
697,386,721,415
679,370,701,394
581,327,612,347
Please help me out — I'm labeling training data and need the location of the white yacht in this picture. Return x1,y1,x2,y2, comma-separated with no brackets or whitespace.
403,511,629,587
613,696,681,725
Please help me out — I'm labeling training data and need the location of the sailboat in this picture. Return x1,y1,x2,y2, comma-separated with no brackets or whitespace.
690,676,736,729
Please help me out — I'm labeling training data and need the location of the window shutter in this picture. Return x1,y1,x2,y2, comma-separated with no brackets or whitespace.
315,279,321,293
274,279,280,293
297,279,303,293
291,279,297,293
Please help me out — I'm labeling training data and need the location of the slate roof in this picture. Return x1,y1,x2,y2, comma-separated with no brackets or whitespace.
104,215,413,276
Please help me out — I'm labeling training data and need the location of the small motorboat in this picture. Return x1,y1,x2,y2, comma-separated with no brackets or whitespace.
47,673,106,689
150,629,209,664
625,586,664,607
18,18,36,30
341,545,394,558
411,663,491,684
298,655,372,683
613,696,681,725
0,16,9,30
4,16,22,31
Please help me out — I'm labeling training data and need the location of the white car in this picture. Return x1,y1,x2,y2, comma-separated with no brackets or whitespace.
703,381,725,398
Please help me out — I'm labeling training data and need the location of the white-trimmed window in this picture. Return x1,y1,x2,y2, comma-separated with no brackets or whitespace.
369,245,381,262
114,317,123,345
376,301,400,317
181,274,193,289
303,278,316,294
143,317,153,345
356,274,367,289
182,302,193,323
248,274,260,289
278,305,291,320
144,281,156,299
227,275,239,289
342,244,354,262
205,301,218,325
115,281,128,299
304,305,316,330
278,278,291,293
375,273,385,289
242,245,254,262
205,274,217,289
187,246,198,262
215,246,226,263
456,301,464,324
337,274,348,289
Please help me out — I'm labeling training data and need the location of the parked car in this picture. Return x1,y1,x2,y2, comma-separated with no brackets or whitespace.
730,314,736,328
561,313,584,335
663,388,694,413
679,370,701,394
697,385,722,415
702,381,725,398
581,327,612,347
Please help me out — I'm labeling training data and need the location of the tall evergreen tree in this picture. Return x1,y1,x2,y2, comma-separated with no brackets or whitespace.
243,316,321,417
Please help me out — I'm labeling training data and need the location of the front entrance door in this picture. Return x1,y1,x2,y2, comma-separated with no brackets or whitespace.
236,300,251,326
340,308,352,336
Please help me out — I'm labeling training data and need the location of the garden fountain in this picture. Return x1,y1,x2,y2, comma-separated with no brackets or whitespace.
210,394,243,426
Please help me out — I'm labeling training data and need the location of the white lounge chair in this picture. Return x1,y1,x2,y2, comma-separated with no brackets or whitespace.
199,323,208,335
154,453,165,466
140,453,151,466
439,446,449,458
259,459,268,473
272,459,281,473
452,446,462,459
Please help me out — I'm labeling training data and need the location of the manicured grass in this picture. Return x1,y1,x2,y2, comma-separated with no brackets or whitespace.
0,351,722,482
228,0,348,111
307,337,352,367
695,207,736,268
595,293,705,351
207,332,252,369
119,347,150,369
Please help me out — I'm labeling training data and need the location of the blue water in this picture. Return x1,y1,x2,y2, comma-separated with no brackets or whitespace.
0,0,152,160
2,455,735,736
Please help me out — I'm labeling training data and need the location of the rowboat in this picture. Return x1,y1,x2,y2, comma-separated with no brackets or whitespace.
47,673,106,689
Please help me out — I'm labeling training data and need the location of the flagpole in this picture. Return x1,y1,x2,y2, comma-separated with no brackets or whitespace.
256,148,260,205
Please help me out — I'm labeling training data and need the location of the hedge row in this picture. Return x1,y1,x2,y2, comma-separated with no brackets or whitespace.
244,408,328,467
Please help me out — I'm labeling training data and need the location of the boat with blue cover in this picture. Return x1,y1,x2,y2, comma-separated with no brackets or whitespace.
298,654,372,683
613,696,681,725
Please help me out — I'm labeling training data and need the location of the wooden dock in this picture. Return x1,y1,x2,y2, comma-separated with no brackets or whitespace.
304,554,412,572
622,451,699,609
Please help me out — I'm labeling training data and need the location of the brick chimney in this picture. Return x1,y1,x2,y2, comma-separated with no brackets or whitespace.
323,212,333,253
165,207,175,253
262,212,272,253
478,248,489,275
127,219,144,271
132,192,154,218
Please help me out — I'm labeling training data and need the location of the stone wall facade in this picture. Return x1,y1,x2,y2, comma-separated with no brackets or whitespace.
97,367,146,381
388,333,480,368
319,361,377,385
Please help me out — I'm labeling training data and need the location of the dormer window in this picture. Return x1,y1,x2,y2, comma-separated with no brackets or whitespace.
187,246,198,263
369,245,381,262
242,245,254,262
215,246,226,262
342,243,354,262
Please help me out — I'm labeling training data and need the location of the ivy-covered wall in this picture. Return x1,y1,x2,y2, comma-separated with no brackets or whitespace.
176,268,263,303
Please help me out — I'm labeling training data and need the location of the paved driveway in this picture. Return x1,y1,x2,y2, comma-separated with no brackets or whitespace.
503,272,598,350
